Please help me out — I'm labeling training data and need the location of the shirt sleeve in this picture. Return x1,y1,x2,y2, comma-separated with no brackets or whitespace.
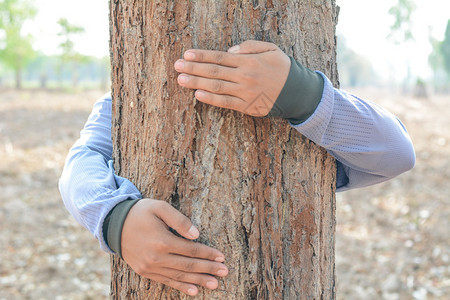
58,93,142,253
290,72,416,192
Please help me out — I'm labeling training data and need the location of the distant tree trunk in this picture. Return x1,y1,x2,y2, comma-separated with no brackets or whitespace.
15,67,22,89
57,64,63,89
100,69,108,91
110,1,339,299
40,72,47,89
72,63,79,88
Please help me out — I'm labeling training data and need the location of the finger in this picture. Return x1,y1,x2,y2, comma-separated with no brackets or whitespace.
153,201,200,240
168,235,226,263
178,74,240,96
195,90,247,113
184,49,241,67
159,267,220,290
165,254,229,277
174,59,239,82
228,40,278,54
146,273,199,296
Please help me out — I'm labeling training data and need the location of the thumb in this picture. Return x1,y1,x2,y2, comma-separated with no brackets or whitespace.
228,40,278,54
154,201,200,240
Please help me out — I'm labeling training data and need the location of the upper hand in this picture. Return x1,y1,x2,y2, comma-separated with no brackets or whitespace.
174,40,291,117
121,199,228,297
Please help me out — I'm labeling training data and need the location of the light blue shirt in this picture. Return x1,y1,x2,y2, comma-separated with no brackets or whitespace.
59,73,415,253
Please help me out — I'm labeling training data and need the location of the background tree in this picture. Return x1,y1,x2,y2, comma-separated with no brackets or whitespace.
98,55,110,90
428,35,443,76
428,28,446,92
26,51,50,88
441,20,450,81
0,0,36,89
427,20,450,93
387,0,416,44
57,17,87,88
109,1,338,299
387,0,416,93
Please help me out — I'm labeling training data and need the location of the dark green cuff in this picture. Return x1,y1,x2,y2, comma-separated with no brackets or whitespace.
268,56,324,125
103,199,141,259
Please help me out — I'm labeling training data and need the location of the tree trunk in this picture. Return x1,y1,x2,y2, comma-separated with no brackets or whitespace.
40,72,47,89
15,67,22,90
72,63,79,88
109,1,339,299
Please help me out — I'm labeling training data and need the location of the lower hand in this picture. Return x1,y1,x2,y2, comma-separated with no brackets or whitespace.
121,199,228,296
174,40,291,117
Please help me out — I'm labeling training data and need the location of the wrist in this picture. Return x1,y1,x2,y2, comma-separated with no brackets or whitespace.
268,56,324,124
103,199,141,258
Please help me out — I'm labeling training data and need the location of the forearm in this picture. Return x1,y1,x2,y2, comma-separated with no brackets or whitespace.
290,73,415,191
97,58,415,256
59,142,142,252
103,198,140,257
268,56,324,124
59,94,142,252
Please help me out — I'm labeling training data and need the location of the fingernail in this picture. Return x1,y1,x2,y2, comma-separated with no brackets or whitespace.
178,74,189,84
228,45,240,53
185,51,195,60
215,256,225,263
174,60,184,70
188,225,199,239
206,280,218,289
187,287,197,296
195,90,206,98
217,268,228,277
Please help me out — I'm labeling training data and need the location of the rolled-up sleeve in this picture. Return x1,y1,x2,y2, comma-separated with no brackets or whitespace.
59,93,142,252
290,73,415,192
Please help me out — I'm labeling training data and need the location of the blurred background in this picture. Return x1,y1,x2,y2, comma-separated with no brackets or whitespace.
0,0,449,299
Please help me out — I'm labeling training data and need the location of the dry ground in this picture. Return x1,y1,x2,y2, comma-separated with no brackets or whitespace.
0,90,110,299
335,87,450,299
0,88,448,299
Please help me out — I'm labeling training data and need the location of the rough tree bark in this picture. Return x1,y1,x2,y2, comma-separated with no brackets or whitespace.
109,0,339,299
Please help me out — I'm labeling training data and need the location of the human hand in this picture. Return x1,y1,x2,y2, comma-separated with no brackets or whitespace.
121,199,228,296
174,40,291,117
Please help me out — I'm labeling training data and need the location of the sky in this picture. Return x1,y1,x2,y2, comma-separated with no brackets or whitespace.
24,0,450,82
336,0,450,81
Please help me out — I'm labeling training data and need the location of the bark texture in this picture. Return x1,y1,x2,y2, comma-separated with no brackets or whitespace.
109,0,339,299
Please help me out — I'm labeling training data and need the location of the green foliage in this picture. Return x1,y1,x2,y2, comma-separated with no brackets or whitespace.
0,0,37,87
0,2,108,89
428,35,443,75
0,24,35,68
442,20,450,77
387,0,416,44
56,17,88,87
428,20,450,87
0,0,36,28
57,17,85,62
